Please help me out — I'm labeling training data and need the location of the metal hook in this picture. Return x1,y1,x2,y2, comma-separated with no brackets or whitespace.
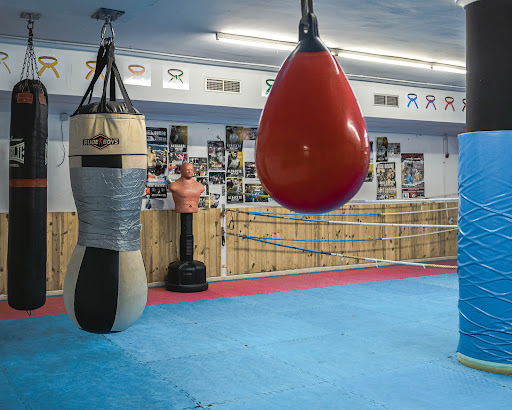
101,19,115,42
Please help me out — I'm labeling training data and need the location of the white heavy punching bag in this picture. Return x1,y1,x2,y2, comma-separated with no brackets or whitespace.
64,37,147,333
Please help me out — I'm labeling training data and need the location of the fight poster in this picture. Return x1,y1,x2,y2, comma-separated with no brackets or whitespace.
189,157,207,177
227,177,243,203
198,196,210,209
376,162,396,200
388,143,401,159
169,125,187,152
169,152,187,175
146,128,168,200
208,141,225,170
226,126,243,151
227,151,243,177
209,193,221,209
244,183,269,203
244,162,257,179
376,137,388,162
196,176,209,196
365,163,374,182
242,127,257,141
146,127,167,143
209,171,225,185
401,153,425,198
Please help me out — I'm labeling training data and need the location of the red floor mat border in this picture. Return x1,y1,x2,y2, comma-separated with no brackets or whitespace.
0,262,456,321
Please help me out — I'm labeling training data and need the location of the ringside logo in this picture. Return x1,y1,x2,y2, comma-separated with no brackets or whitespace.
83,133,119,150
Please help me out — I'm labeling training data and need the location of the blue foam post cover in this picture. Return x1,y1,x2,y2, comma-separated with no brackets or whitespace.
458,131,512,364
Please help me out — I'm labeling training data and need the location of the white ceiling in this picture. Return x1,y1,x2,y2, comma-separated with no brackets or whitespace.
0,0,466,89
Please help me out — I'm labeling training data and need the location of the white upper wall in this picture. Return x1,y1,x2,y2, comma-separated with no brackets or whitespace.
0,41,462,212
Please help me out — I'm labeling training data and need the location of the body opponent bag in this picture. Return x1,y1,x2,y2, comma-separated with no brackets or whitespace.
8,79,48,310
64,40,148,333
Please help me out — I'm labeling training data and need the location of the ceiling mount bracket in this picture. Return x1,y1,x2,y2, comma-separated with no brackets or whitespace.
91,8,125,22
20,12,41,21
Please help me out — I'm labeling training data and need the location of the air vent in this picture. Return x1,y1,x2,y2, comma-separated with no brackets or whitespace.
374,94,399,107
205,78,241,93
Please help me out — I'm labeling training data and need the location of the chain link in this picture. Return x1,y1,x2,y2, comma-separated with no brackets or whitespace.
19,19,41,90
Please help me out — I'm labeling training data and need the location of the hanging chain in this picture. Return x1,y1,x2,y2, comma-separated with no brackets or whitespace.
100,16,115,46
19,19,41,87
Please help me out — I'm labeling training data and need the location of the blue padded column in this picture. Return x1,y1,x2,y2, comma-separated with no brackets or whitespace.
458,131,512,373
456,0,512,373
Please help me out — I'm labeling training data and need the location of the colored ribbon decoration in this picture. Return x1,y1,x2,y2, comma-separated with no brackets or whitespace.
128,64,145,79
0,52,11,74
37,56,60,78
85,61,105,81
266,79,274,95
168,69,184,83
445,97,455,111
462,98,466,112
407,93,418,109
426,95,436,110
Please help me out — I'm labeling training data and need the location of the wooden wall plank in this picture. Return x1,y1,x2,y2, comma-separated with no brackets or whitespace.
0,203,458,294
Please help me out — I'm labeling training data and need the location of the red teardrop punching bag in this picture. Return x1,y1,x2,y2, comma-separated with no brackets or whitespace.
256,6,369,214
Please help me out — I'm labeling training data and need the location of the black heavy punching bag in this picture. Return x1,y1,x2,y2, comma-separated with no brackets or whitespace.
8,20,48,310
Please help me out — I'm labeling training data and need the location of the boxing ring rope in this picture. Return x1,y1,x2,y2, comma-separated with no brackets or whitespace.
225,201,459,270
228,210,457,229
235,207,458,217
226,233,457,269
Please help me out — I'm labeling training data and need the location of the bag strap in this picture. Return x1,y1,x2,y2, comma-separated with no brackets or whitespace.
74,41,137,115
74,45,107,114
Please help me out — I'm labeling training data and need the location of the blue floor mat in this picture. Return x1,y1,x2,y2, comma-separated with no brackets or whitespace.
2,272,512,409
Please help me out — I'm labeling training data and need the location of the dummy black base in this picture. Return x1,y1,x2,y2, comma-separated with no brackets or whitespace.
166,260,208,293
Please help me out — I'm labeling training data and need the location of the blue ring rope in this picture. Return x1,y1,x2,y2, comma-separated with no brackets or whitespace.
245,236,335,256
244,235,380,242
234,210,380,217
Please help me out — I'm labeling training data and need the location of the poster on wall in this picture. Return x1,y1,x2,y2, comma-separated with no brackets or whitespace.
376,162,396,200
169,152,187,175
209,193,221,209
209,171,225,185
205,184,223,209
243,127,258,141
146,127,167,142
388,143,401,158
169,125,187,152
227,177,244,203
245,162,257,179
207,141,225,169
365,164,374,182
196,176,209,196
198,196,210,209
227,151,243,177
146,132,168,200
401,153,425,198
369,141,374,163
244,183,269,203
226,126,243,151
376,137,388,162
189,157,208,176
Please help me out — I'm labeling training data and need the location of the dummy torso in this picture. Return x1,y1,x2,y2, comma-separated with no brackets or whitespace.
169,163,205,213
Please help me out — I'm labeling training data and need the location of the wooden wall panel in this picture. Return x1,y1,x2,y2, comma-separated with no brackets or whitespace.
0,209,222,295
224,202,458,275
0,203,457,295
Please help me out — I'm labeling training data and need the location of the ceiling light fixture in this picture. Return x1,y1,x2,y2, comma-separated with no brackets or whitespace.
216,32,466,74
216,32,296,51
